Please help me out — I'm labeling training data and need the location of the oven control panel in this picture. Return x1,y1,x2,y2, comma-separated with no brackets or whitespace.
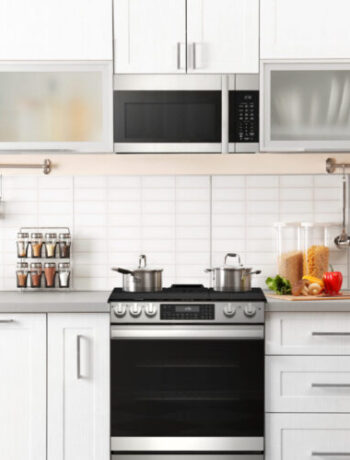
111,302,264,323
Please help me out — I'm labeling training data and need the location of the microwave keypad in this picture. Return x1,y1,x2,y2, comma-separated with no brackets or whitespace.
230,91,259,143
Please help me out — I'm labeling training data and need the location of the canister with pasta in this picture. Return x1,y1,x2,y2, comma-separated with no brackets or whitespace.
274,222,303,286
301,223,330,280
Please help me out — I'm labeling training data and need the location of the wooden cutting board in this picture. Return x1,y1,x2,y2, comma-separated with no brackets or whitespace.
267,293,350,301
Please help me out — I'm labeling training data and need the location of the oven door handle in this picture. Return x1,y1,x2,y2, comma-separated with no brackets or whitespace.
111,325,264,340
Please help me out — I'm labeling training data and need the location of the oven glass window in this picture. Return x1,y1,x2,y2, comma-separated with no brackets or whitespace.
111,338,263,437
114,91,221,142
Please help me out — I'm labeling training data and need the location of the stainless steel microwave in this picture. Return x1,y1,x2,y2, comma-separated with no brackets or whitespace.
113,75,259,154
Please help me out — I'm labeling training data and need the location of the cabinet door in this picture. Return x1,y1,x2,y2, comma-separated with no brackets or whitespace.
187,0,259,74
114,0,186,74
261,0,350,59
0,314,46,460
0,0,112,60
48,313,110,460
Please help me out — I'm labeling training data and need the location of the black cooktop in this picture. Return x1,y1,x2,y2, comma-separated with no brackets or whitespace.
108,284,266,302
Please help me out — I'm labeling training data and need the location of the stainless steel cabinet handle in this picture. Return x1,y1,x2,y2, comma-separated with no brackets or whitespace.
192,42,197,69
0,319,15,323
312,453,350,457
312,332,350,336
77,334,82,379
312,383,350,388
177,42,181,70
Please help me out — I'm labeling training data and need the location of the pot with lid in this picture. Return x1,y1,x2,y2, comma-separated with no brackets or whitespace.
112,254,163,292
205,253,261,292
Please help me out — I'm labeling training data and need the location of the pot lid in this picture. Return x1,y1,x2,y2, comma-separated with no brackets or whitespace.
122,254,163,273
212,253,252,271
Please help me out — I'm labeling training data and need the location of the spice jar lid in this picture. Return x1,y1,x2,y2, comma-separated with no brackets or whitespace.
30,262,42,268
45,233,57,239
31,232,43,238
17,232,29,238
58,262,70,269
59,233,71,239
44,263,56,268
17,262,28,268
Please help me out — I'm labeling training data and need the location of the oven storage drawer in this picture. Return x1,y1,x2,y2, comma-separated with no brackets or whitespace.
266,414,350,460
266,355,350,413
266,312,350,355
112,456,263,460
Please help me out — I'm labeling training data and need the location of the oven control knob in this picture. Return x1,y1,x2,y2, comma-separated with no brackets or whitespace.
145,303,157,317
244,303,257,317
113,303,127,317
129,304,142,317
223,303,236,317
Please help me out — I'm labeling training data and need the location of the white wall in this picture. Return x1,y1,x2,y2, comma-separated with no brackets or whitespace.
0,174,346,290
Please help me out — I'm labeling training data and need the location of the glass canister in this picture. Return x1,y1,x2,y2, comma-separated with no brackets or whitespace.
45,233,57,258
16,232,29,258
58,262,70,288
31,232,43,258
16,262,28,288
58,233,71,258
30,262,42,288
274,222,303,286
44,262,56,288
301,222,330,279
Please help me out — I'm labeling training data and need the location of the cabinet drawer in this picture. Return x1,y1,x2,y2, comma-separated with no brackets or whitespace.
266,414,350,460
266,312,350,355
266,355,350,413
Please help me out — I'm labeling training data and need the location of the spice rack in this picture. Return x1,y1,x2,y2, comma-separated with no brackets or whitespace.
16,227,72,291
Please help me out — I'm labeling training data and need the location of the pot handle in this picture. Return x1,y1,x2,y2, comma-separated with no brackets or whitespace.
138,254,147,269
250,270,262,275
111,267,135,276
204,268,213,273
224,253,241,266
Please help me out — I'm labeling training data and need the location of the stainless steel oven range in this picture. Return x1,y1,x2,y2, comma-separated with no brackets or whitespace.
109,284,265,460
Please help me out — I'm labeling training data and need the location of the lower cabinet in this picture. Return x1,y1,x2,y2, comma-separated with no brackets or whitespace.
0,313,46,460
48,313,110,460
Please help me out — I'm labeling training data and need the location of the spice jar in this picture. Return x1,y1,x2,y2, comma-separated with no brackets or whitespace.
16,232,29,258
44,263,56,288
31,232,43,258
16,262,28,288
45,233,57,258
30,262,42,288
58,233,71,258
58,262,70,288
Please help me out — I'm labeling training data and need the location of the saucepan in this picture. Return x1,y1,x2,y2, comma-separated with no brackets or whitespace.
112,254,163,292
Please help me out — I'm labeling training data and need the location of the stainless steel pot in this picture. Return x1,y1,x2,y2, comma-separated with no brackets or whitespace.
112,254,163,292
205,253,261,292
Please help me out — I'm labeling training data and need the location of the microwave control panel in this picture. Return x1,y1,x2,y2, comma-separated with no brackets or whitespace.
230,91,259,143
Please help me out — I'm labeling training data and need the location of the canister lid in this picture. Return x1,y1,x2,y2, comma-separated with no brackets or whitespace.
58,263,70,269
17,232,29,238
30,262,42,268
45,233,57,239
44,263,56,268
17,262,28,268
59,233,71,239
31,232,43,238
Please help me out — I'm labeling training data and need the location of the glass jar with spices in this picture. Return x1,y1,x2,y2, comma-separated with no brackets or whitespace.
58,262,70,288
31,232,43,258
16,232,29,258
30,262,42,288
58,233,71,258
16,262,28,288
44,263,56,288
45,233,57,258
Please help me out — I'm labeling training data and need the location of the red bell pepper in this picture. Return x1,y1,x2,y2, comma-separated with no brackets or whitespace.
322,268,343,296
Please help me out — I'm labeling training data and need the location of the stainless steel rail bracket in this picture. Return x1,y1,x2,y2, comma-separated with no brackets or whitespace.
326,157,350,174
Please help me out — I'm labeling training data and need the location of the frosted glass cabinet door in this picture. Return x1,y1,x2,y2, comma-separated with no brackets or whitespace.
261,62,350,151
0,62,113,152
187,0,259,73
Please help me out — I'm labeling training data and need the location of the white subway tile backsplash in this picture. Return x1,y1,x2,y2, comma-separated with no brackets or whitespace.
143,188,175,201
142,176,175,188
246,188,279,201
212,201,245,214
143,201,175,214
212,176,245,188
314,175,342,187
176,201,209,214
74,176,106,188
176,188,210,201
246,175,279,187
75,188,107,201
279,188,313,201
280,200,313,213
107,176,141,188
176,176,210,188
247,201,279,214
280,175,314,187
212,188,245,201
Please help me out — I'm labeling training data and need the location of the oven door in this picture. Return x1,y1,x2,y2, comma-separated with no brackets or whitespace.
113,75,222,153
111,325,264,453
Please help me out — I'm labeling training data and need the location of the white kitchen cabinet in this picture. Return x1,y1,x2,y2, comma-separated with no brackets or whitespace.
261,0,350,59
0,62,113,152
0,314,46,460
266,414,350,460
0,0,112,60
187,0,259,73
266,355,350,413
114,0,186,74
48,313,110,460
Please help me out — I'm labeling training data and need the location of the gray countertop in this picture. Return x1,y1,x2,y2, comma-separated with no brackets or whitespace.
0,290,350,313
0,291,110,313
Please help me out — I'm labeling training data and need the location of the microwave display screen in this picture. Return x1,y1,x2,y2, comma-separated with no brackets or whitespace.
229,90,259,143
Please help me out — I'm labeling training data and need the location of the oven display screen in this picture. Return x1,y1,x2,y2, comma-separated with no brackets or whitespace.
160,304,214,320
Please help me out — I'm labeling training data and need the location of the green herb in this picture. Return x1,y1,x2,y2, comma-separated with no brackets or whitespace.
266,275,292,295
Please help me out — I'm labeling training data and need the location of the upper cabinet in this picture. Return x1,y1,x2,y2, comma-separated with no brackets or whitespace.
114,0,186,74
114,0,259,74
187,0,259,74
261,0,350,60
0,0,112,60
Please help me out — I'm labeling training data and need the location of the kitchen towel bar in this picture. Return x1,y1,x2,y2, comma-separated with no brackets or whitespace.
0,159,51,174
